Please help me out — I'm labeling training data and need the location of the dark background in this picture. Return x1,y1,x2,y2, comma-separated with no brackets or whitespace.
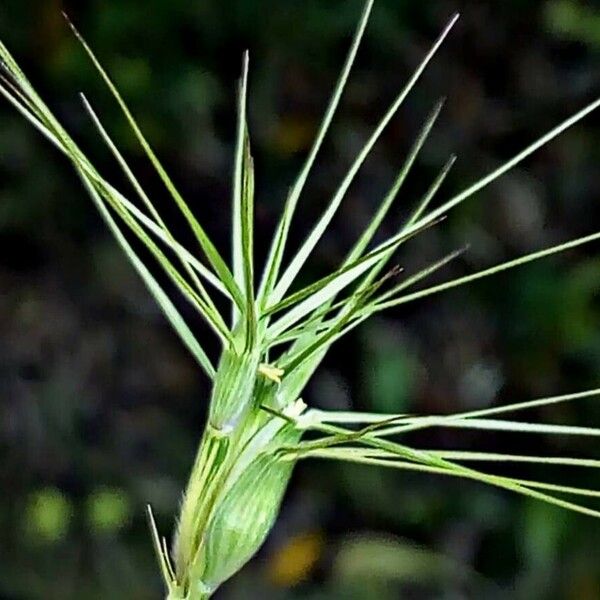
1,0,599,598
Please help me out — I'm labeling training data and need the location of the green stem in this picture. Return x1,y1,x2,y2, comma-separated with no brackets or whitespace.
175,426,230,583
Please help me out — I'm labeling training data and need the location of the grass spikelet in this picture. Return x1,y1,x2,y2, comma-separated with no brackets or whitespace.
1,2,599,597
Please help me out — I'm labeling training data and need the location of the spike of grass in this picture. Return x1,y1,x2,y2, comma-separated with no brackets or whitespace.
372,229,600,312
422,452,600,468
386,417,600,437
80,93,231,338
287,419,600,519
232,52,257,347
78,163,216,378
405,153,457,228
314,447,600,469
147,505,178,594
0,47,233,350
63,14,245,314
270,14,460,305
345,98,447,265
96,184,230,297
2,0,600,596
404,96,600,236
265,217,444,342
274,244,461,366
305,449,600,507
309,388,600,434
258,0,376,305
294,228,600,355
286,104,453,340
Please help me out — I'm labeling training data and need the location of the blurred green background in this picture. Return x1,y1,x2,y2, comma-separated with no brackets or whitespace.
1,0,599,598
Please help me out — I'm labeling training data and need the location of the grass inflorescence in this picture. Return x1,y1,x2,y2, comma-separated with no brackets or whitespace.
2,1,600,597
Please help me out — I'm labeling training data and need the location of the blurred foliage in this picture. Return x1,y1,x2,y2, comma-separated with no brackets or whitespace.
1,0,599,598
86,487,132,534
24,488,72,543
546,1,600,47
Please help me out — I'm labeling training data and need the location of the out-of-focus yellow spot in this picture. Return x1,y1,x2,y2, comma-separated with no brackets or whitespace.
271,116,316,156
567,574,600,600
86,487,131,534
24,487,72,543
266,532,324,587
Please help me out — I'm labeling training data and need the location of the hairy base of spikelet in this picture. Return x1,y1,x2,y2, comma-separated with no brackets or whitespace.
169,350,306,598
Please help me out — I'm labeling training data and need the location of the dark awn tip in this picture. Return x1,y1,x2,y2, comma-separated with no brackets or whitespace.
61,11,73,26
389,265,403,278
61,11,83,40
435,96,448,111
448,12,461,26
427,214,447,228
